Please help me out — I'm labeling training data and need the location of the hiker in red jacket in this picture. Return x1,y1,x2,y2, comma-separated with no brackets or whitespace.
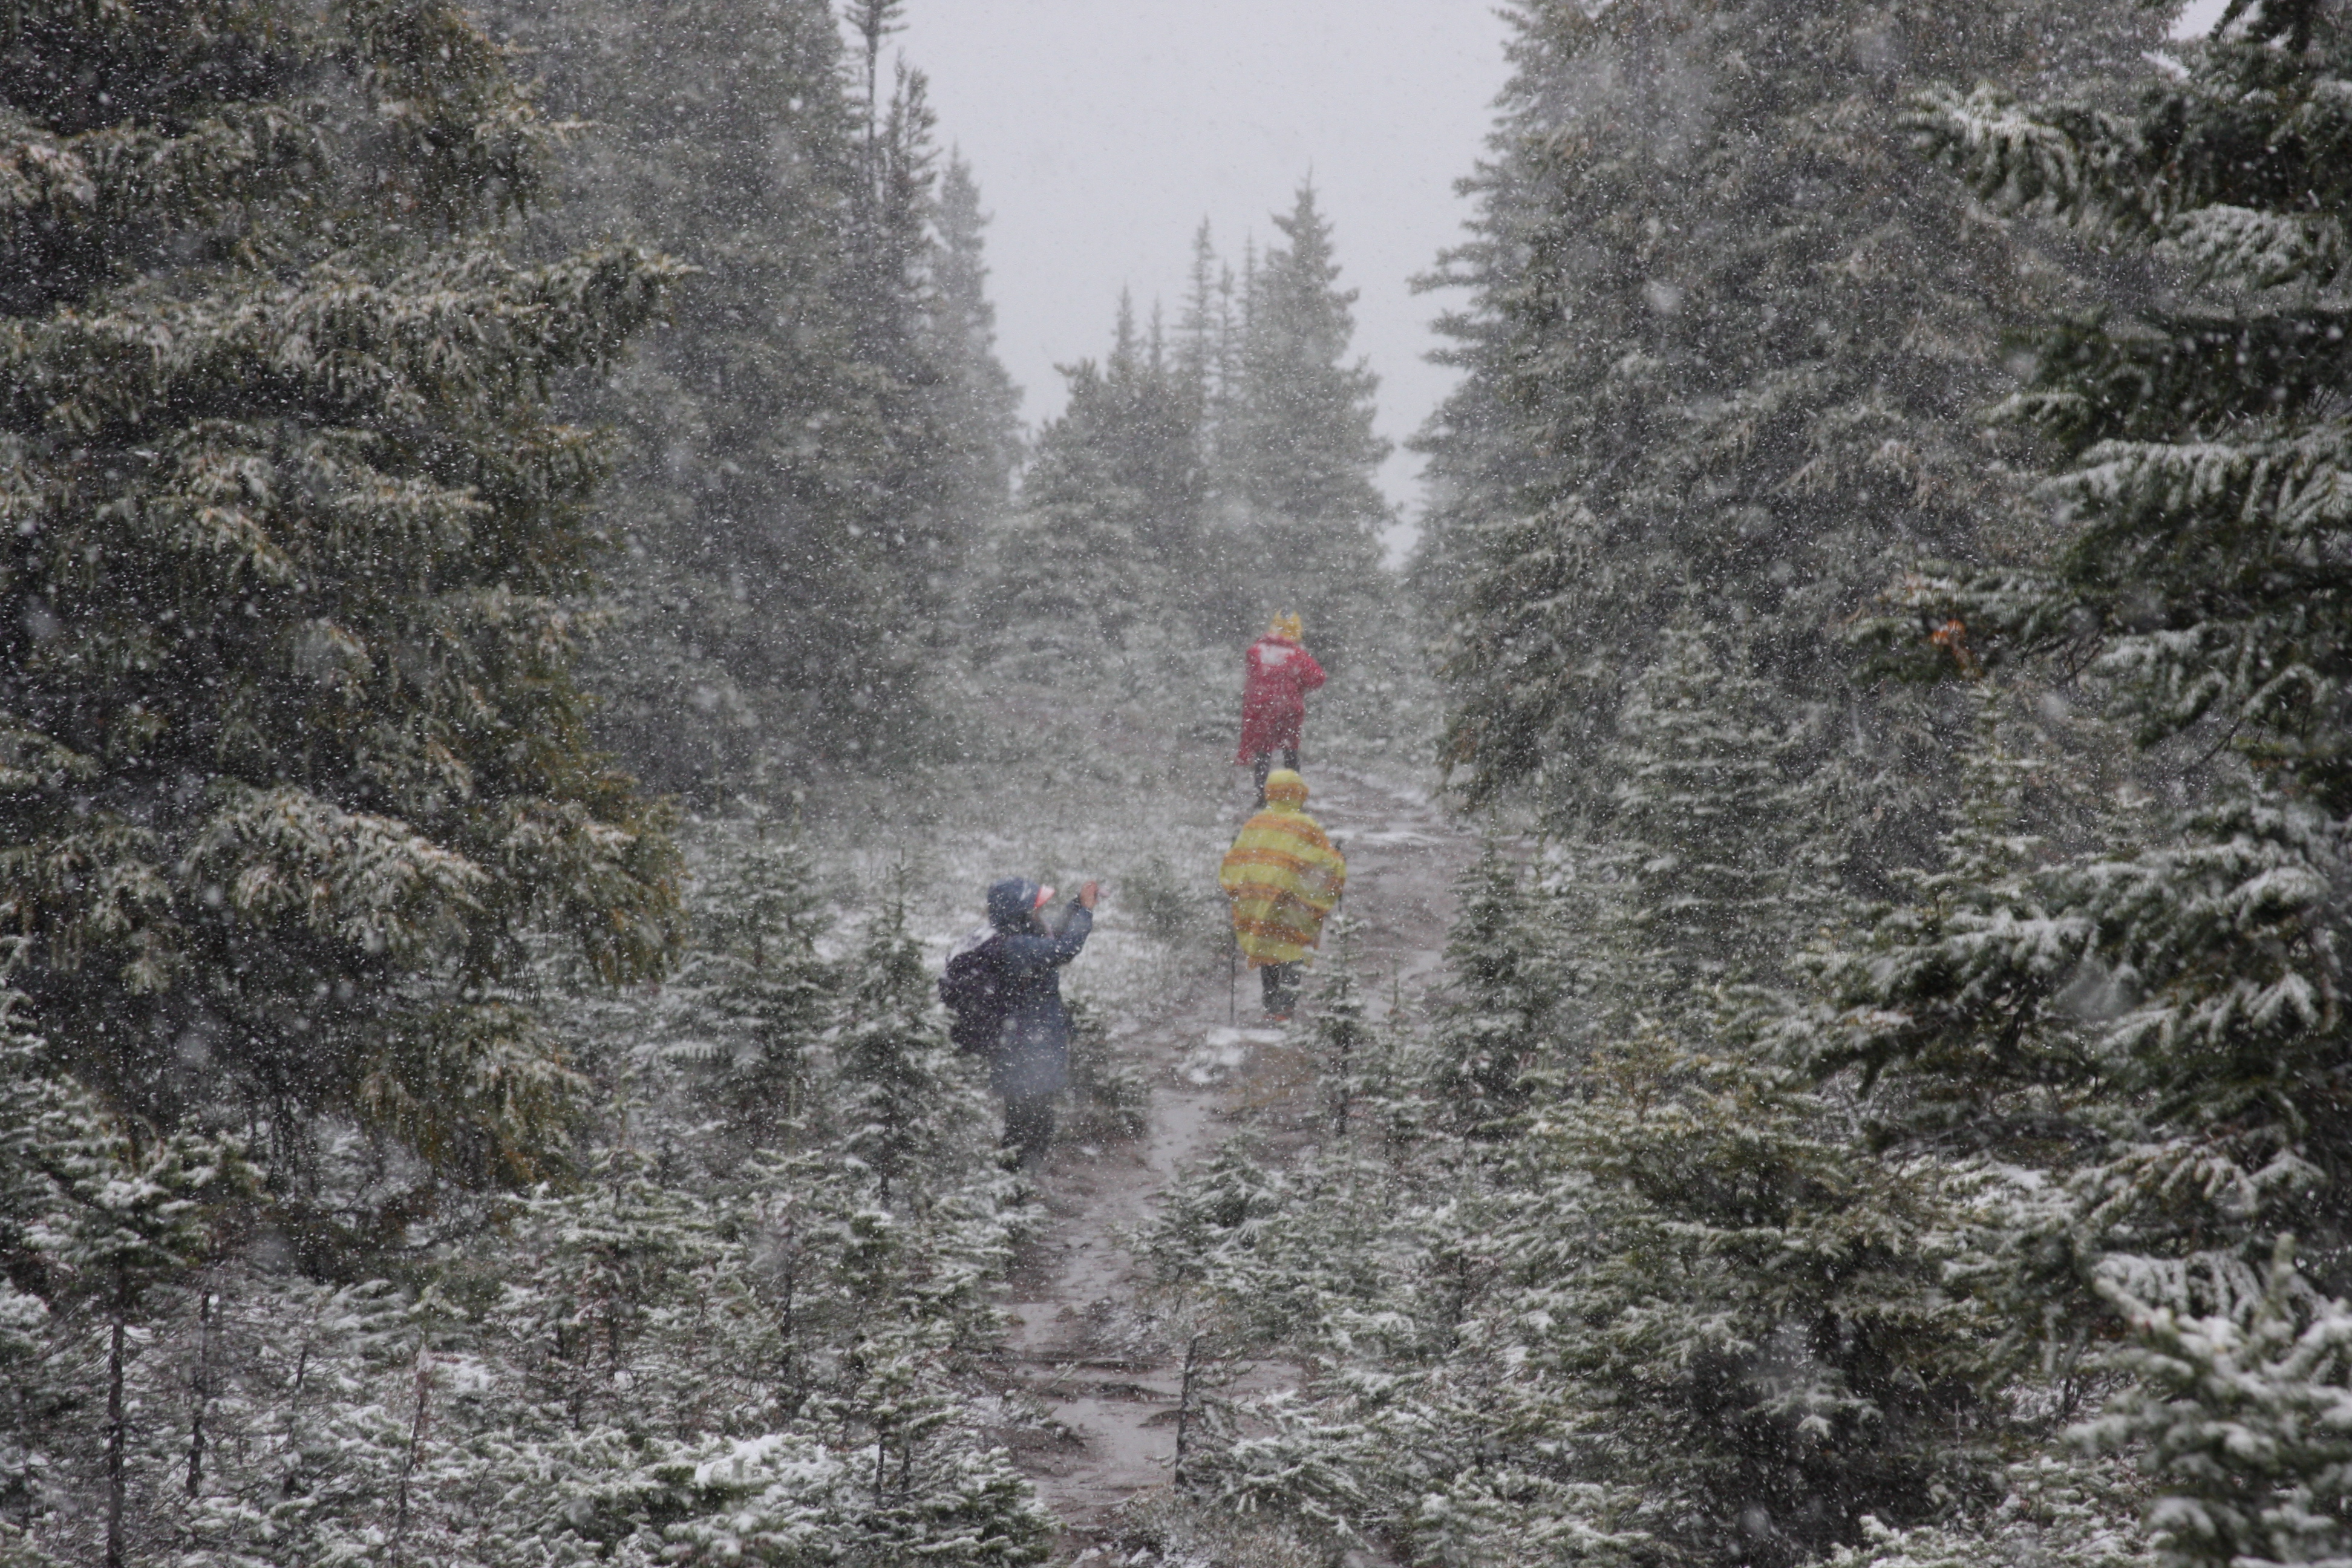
1236,612,1327,805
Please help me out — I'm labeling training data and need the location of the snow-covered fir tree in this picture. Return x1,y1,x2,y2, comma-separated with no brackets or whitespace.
0,971,256,1566
1892,0,2352,1282
984,296,1213,655
1218,182,1395,663
490,0,1010,788
1419,0,2159,838
1,0,681,1215
1794,683,2106,1157
1597,620,1818,993
832,892,975,1210
1428,841,1562,1140
1307,916,1378,1139
662,820,837,1150
1794,4,2352,1558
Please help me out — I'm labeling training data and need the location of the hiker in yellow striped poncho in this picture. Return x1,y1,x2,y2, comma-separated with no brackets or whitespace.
1218,769,1346,1020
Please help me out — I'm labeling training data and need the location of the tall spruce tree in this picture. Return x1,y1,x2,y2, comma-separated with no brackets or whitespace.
1884,0,2352,1301
1176,220,1236,445
1420,0,2157,826
1221,182,1394,664
489,0,999,788
1807,2,2352,1559
928,152,1023,543
0,0,681,1189
987,297,1212,653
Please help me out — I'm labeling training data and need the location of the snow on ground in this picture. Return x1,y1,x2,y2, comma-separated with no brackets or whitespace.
646,640,1461,1557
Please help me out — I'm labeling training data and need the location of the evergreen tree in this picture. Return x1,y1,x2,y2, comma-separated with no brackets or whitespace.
0,974,255,1566
1309,917,1377,1139
1795,683,2105,1157
1064,995,1151,1143
1220,182,1393,661
1602,622,1814,990
1142,1138,1290,1295
2085,1239,2352,1568
495,1146,723,1437
1150,998,1990,1568
1863,0,2352,1299
1180,223,1246,561
986,296,1212,652
1532,1022,1989,1568
0,984,93,1550
1420,0,2157,825
976,195,1410,684
53,1123,250,1568
832,893,966,1210
667,821,837,1149
1428,841,1561,1140
1175,220,1237,448
928,153,1024,539
492,0,995,787
0,0,681,1191
1514,636,2004,1568
0,894,1049,1567
1805,5,2352,1555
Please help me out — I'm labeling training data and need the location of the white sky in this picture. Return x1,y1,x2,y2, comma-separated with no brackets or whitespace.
2172,0,2230,33
893,2,1520,534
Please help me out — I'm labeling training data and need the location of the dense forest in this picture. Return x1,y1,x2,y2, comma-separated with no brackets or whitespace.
3,0,2350,1564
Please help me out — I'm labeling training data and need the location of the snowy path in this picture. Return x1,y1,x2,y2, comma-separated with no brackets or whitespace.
990,766,1475,1554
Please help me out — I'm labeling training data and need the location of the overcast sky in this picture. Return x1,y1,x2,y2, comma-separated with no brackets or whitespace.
893,2,1520,537
895,0,2223,538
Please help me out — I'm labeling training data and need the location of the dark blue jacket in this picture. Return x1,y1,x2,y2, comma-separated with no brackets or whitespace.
988,904,1092,1100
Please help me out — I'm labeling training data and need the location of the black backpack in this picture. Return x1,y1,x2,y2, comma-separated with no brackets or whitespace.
939,932,1012,1056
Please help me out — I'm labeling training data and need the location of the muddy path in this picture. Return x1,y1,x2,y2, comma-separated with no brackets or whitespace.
991,765,1476,1554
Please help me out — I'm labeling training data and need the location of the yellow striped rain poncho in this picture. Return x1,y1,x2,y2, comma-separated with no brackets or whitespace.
1217,769,1347,967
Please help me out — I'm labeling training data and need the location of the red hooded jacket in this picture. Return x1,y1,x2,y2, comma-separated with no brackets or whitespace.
1235,635,1327,762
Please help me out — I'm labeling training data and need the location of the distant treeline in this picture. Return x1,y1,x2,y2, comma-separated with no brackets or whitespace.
485,0,1405,795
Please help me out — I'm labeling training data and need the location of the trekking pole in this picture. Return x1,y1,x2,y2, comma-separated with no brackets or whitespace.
1227,932,1238,1027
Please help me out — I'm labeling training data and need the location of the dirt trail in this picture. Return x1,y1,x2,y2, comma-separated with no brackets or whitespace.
995,766,1475,1553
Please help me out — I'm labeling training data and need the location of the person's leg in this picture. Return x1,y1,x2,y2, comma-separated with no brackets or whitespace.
1281,745,1299,774
1261,962,1301,1019
1021,1099,1054,1166
1002,1094,1054,1168
1251,751,1272,807
1272,962,1302,1018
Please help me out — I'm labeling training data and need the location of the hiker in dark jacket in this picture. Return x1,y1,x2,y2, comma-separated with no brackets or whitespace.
975,875,1098,1166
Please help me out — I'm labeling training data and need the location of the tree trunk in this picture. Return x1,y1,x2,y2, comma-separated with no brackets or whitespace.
1328,1033,1355,1138
1173,1331,1206,1489
187,1282,214,1497
105,1289,126,1568
390,1340,431,1568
